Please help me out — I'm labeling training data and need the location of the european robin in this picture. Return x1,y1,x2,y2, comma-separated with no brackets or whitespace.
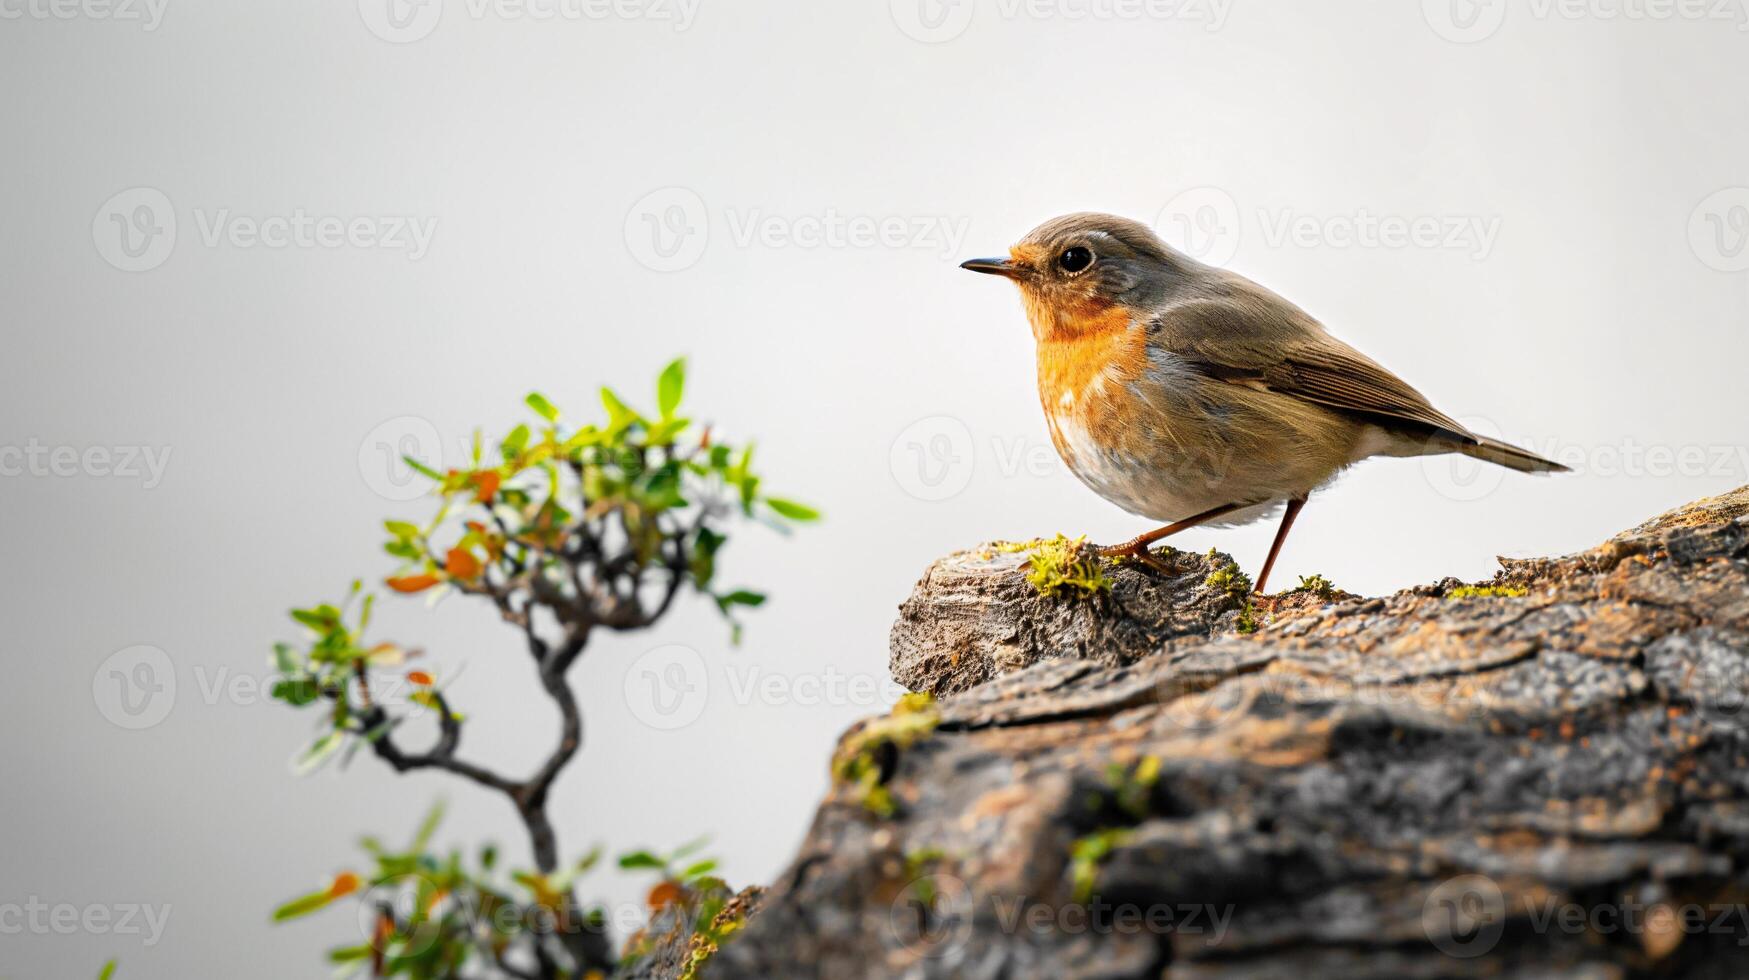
962,212,1567,594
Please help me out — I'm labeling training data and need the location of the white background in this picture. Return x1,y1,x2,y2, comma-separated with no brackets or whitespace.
4,0,1748,975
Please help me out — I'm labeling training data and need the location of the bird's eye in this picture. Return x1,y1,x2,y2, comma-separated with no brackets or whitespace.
1058,246,1094,274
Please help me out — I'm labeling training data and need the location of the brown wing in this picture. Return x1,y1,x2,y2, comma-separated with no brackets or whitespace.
1149,291,1475,443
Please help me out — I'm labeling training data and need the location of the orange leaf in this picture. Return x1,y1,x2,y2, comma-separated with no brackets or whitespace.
386,573,439,594
646,881,683,912
329,871,361,898
473,470,502,503
445,547,482,581
407,670,433,687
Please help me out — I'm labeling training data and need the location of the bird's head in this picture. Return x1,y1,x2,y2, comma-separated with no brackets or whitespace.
961,212,1197,342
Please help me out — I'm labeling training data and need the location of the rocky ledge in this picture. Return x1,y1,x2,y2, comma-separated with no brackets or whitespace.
634,486,1749,979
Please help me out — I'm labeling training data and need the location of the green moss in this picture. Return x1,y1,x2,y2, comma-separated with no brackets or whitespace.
1294,573,1336,598
1068,828,1133,903
901,847,948,904
832,694,940,818
677,895,750,980
1002,534,1112,598
1203,549,1253,601
1103,756,1162,821
1445,585,1529,600
1203,550,1257,633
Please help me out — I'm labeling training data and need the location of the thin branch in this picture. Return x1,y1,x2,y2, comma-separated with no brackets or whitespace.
356,694,520,797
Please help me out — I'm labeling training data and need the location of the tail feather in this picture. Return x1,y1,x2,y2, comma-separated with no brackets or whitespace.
1456,434,1569,474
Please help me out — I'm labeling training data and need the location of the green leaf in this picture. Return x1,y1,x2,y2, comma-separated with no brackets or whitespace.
617,851,664,871
290,610,337,633
327,945,373,963
502,424,531,460
402,455,442,481
657,357,686,419
680,859,718,880
672,836,710,858
272,642,298,674
765,497,821,521
411,800,445,852
272,888,338,922
384,520,420,540
601,386,641,431
98,960,117,980
295,731,344,775
526,392,559,422
271,676,321,707
719,590,766,609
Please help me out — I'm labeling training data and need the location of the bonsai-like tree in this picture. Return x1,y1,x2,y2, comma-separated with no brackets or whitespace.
267,359,816,978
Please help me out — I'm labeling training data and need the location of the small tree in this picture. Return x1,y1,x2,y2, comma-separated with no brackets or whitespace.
267,359,816,978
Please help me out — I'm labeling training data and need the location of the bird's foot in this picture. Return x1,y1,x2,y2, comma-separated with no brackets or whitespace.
1249,592,1283,619
1100,542,1176,576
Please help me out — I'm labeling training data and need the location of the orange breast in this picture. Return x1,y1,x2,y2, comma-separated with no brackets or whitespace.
1035,302,1151,463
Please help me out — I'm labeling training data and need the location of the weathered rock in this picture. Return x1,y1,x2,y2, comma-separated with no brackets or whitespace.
889,542,1248,695
680,486,1749,979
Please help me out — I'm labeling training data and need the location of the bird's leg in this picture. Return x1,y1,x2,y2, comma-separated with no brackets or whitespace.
1100,502,1244,572
1252,496,1307,600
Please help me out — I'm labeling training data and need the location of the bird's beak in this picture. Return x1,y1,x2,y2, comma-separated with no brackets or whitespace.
959,257,1023,279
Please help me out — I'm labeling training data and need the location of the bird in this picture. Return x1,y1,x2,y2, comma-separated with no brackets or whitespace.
960,212,1567,596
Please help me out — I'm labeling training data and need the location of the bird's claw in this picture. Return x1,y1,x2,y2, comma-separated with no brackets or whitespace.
1101,543,1176,576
